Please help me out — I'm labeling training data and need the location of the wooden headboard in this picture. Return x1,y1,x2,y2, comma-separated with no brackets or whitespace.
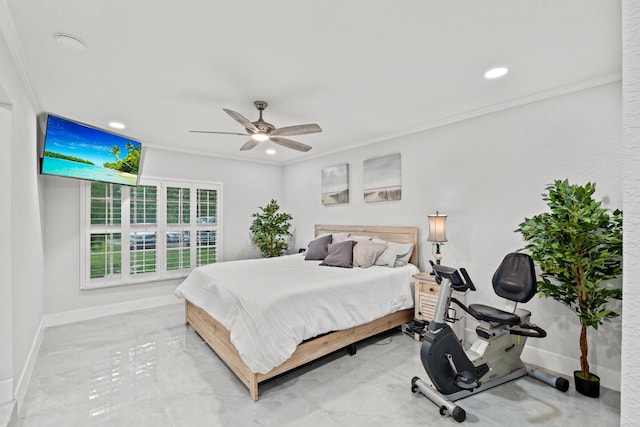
314,225,419,267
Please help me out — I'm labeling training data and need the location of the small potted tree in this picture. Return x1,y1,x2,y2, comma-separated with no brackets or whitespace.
250,199,293,257
516,179,622,398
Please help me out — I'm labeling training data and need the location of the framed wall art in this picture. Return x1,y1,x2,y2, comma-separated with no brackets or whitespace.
321,163,349,205
363,153,401,202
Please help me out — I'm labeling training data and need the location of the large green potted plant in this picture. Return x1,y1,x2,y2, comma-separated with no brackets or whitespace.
516,179,622,398
250,199,293,257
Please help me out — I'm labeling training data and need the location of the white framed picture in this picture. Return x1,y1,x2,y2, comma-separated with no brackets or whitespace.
321,163,349,205
363,153,401,202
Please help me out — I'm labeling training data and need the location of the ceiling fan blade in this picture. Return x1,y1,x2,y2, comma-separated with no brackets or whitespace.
270,137,312,152
223,108,258,133
240,139,260,151
270,123,322,137
189,130,247,135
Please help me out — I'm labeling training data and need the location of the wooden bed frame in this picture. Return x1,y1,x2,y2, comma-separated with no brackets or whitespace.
184,225,419,401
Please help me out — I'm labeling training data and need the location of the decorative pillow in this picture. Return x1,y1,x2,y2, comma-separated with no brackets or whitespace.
394,243,415,266
374,247,395,267
304,234,333,260
352,242,387,268
331,232,350,243
373,239,414,267
320,240,357,268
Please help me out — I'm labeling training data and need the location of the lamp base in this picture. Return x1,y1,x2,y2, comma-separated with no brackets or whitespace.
431,242,443,267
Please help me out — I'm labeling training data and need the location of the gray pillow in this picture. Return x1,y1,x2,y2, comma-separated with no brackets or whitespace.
305,234,333,260
320,240,356,268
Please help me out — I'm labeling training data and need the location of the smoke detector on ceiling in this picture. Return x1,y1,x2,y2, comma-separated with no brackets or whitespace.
55,33,86,51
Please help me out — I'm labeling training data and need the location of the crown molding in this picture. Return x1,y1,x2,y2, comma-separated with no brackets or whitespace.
285,71,622,166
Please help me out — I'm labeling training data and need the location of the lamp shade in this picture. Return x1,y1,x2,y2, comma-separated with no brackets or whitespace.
427,213,447,243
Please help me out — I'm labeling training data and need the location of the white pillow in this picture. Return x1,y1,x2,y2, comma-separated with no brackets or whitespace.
331,232,350,243
394,242,414,266
373,238,414,267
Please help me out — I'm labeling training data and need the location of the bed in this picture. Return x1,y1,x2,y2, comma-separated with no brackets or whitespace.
175,225,419,400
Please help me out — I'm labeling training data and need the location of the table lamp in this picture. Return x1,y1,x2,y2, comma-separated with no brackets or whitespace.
428,211,447,267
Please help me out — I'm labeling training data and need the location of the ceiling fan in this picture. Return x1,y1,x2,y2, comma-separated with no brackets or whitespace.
189,101,321,152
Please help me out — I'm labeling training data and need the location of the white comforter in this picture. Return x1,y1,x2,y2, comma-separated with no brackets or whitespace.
174,253,417,373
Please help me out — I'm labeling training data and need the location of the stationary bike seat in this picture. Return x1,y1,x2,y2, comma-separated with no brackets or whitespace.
467,304,521,325
467,253,538,325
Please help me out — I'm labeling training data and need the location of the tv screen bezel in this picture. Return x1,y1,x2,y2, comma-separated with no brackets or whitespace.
40,113,143,186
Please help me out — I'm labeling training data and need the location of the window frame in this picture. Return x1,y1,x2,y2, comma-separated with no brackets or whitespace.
80,177,223,289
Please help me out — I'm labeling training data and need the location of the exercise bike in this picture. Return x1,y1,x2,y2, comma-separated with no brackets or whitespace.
411,253,569,422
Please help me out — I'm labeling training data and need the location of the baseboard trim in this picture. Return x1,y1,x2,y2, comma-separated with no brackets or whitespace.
522,346,621,392
14,316,45,414
461,327,621,392
44,294,182,327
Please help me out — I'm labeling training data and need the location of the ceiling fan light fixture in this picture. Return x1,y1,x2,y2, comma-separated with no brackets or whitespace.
251,133,269,142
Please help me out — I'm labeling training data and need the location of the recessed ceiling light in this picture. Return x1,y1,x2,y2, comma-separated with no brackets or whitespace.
265,148,276,155
109,121,125,129
484,67,509,79
55,33,86,51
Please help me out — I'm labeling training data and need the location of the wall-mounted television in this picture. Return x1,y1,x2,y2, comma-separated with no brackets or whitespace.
40,114,143,186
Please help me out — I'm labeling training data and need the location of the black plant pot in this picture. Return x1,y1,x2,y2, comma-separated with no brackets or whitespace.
574,371,600,398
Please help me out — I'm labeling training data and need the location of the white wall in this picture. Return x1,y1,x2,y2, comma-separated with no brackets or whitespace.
0,7,46,409
621,0,640,423
283,83,623,390
10,91,44,407
0,91,14,405
42,147,283,314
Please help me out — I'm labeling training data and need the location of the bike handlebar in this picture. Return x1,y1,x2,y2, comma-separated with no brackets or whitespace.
511,323,547,338
459,268,476,291
430,262,476,292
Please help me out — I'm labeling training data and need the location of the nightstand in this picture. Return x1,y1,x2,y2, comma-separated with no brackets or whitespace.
413,272,440,322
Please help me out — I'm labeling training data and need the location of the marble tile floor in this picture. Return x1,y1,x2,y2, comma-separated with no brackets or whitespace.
11,303,620,427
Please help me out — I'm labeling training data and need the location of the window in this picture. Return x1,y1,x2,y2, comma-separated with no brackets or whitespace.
81,178,222,289
129,185,157,276
166,186,190,271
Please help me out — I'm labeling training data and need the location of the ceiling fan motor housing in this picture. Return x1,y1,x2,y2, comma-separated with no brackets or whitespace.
254,100,268,111
251,100,274,133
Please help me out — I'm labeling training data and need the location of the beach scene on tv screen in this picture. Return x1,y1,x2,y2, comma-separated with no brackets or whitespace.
41,115,141,186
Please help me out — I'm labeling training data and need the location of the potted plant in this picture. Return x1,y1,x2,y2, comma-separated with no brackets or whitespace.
250,199,293,257
516,179,622,398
